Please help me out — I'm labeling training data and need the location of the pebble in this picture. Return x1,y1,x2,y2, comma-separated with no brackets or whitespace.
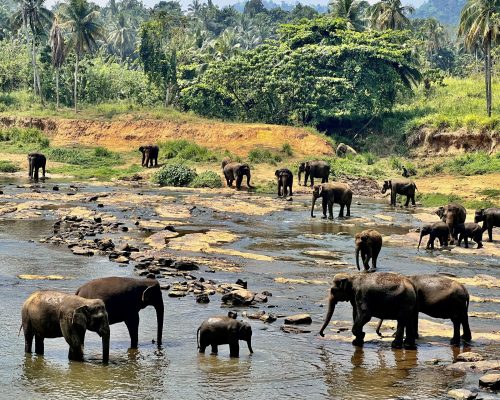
284,314,312,325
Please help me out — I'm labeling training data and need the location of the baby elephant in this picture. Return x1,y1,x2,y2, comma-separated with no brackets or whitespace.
454,222,483,249
355,229,382,272
197,316,253,357
475,207,500,242
418,222,449,250
275,168,293,197
139,145,159,168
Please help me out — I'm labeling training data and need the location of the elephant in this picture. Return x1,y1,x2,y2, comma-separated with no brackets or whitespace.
319,272,417,349
376,274,471,345
355,229,383,272
197,316,253,357
139,145,159,168
436,203,466,244
454,222,484,249
381,179,417,207
475,207,500,242
76,277,164,349
275,168,293,197
21,291,110,362
311,182,352,219
28,152,46,181
222,159,253,190
298,160,330,187
417,222,450,250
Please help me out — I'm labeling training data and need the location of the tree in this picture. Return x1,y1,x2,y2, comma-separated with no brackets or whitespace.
108,13,135,62
60,0,105,112
459,0,499,117
329,0,369,30
49,17,66,108
243,0,266,17
369,0,414,30
290,3,319,20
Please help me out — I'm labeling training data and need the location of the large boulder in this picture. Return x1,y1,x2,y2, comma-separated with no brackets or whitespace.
447,389,477,400
284,314,312,325
221,289,255,306
456,352,484,363
479,373,500,390
336,143,357,157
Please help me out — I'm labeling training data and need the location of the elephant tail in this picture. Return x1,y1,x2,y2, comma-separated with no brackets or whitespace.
197,327,200,349
18,323,22,336
414,183,418,192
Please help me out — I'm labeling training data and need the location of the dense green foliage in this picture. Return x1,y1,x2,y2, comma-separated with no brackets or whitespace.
159,140,221,162
190,171,223,188
0,160,20,173
152,164,198,186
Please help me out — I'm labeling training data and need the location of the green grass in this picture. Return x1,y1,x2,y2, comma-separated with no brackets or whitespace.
420,152,500,176
159,140,221,163
0,160,20,173
417,192,496,209
49,164,142,180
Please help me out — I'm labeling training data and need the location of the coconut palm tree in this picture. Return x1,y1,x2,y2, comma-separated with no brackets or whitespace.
49,17,66,109
459,0,499,117
108,13,135,62
59,0,105,112
188,0,202,16
329,0,369,30
368,0,414,30
420,18,447,56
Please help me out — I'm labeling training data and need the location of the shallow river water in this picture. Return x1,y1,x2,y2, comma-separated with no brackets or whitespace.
0,179,498,400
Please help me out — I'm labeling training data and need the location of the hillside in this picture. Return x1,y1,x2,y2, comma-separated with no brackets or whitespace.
413,0,465,25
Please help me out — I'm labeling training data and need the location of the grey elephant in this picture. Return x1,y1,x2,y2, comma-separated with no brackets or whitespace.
76,277,164,349
319,272,417,349
139,145,159,168
298,160,330,187
417,222,449,250
436,203,466,244
475,207,500,242
376,274,471,345
21,291,110,362
381,180,417,207
355,229,382,272
275,168,293,197
454,222,483,249
28,152,46,181
222,159,253,190
311,182,352,219
197,316,253,357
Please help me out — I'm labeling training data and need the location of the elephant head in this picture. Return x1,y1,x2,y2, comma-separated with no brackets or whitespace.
66,300,110,363
138,146,145,154
319,274,352,337
310,184,323,218
474,209,485,223
142,282,164,346
435,206,446,221
417,224,432,250
238,322,253,353
381,180,392,194
354,232,372,271
221,157,231,169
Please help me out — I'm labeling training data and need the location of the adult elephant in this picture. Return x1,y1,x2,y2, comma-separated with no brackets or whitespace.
21,291,110,362
475,207,500,242
197,316,253,357
139,145,159,168
319,272,417,349
311,182,352,219
355,229,382,272
76,277,164,349
381,179,417,207
222,159,253,190
298,160,330,187
417,222,449,250
28,152,46,181
376,274,471,345
436,203,466,245
275,168,293,197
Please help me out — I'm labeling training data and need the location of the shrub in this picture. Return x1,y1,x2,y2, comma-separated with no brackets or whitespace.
281,143,294,157
248,148,282,164
152,164,197,187
48,147,121,166
0,160,20,173
363,152,377,165
159,140,218,162
442,152,500,175
0,127,50,148
190,171,223,188
389,156,403,170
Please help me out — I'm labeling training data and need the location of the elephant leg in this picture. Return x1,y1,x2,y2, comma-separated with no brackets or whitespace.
34,335,44,355
34,167,39,181
475,235,483,249
404,195,410,207
321,197,327,219
464,235,469,248
328,202,334,220
226,178,232,187
351,312,370,347
346,203,351,217
24,328,34,353
236,175,243,190
210,344,218,355
450,317,461,346
392,319,406,348
338,204,344,218
42,165,46,178
411,195,416,206
289,184,293,196
461,313,472,342
310,176,314,187
404,312,417,349
487,226,493,242
229,341,240,358
125,314,140,348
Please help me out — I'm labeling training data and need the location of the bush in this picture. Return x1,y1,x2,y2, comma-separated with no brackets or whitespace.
442,152,500,175
159,140,219,162
0,127,50,148
152,164,197,187
48,147,121,166
363,152,377,165
0,160,20,173
281,143,294,157
248,148,282,164
190,171,223,188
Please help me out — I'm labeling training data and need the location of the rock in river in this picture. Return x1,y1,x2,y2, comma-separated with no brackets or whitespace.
221,289,255,306
447,389,477,400
479,373,500,390
114,256,129,264
71,246,94,256
456,352,484,362
284,314,312,325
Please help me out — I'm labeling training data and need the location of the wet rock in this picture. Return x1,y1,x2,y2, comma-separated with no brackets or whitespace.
135,261,152,270
98,238,114,251
86,195,99,202
280,325,311,334
97,203,104,208
479,373,500,390
94,216,102,223
235,279,247,289
228,311,238,319
243,311,265,320
196,294,210,304
173,260,199,271
221,289,255,306
168,290,187,297
157,257,174,267
284,314,312,325
121,226,129,232
52,186,59,191
447,389,477,400
114,256,129,264
262,291,273,297
446,360,500,373
71,246,94,256
456,352,484,362
260,313,277,323
160,284,171,291
254,293,268,303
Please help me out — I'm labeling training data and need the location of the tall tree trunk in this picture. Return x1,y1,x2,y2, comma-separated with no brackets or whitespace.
32,41,43,104
74,52,79,113
56,67,60,109
485,34,492,117
22,14,36,97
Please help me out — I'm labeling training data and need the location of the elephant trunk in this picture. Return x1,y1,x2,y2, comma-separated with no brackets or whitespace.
311,195,317,218
247,338,253,354
319,297,336,337
355,247,360,271
417,232,424,250
101,328,110,363
155,301,164,347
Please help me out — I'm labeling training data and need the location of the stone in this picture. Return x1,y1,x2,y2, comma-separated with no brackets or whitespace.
456,352,484,362
479,373,500,390
52,186,59,191
196,294,210,304
168,290,187,298
94,216,102,223
173,260,199,271
254,293,268,303
98,238,114,251
262,291,273,297
221,289,255,306
71,246,94,256
244,311,265,320
447,389,477,400
284,314,312,325
114,256,129,264
446,360,500,373
235,279,247,289
280,325,311,334
260,313,277,323
336,142,357,157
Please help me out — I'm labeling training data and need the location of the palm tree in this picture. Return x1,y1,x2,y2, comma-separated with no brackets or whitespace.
420,18,447,56
59,0,105,112
369,0,414,30
188,0,202,16
329,0,369,30
459,0,499,117
108,14,135,62
49,17,66,109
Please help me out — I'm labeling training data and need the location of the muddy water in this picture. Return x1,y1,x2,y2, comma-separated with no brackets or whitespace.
0,180,499,400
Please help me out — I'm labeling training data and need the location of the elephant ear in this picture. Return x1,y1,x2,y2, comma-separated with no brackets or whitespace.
275,170,280,177
142,284,158,305
72,305,90,328
337,277,350,291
